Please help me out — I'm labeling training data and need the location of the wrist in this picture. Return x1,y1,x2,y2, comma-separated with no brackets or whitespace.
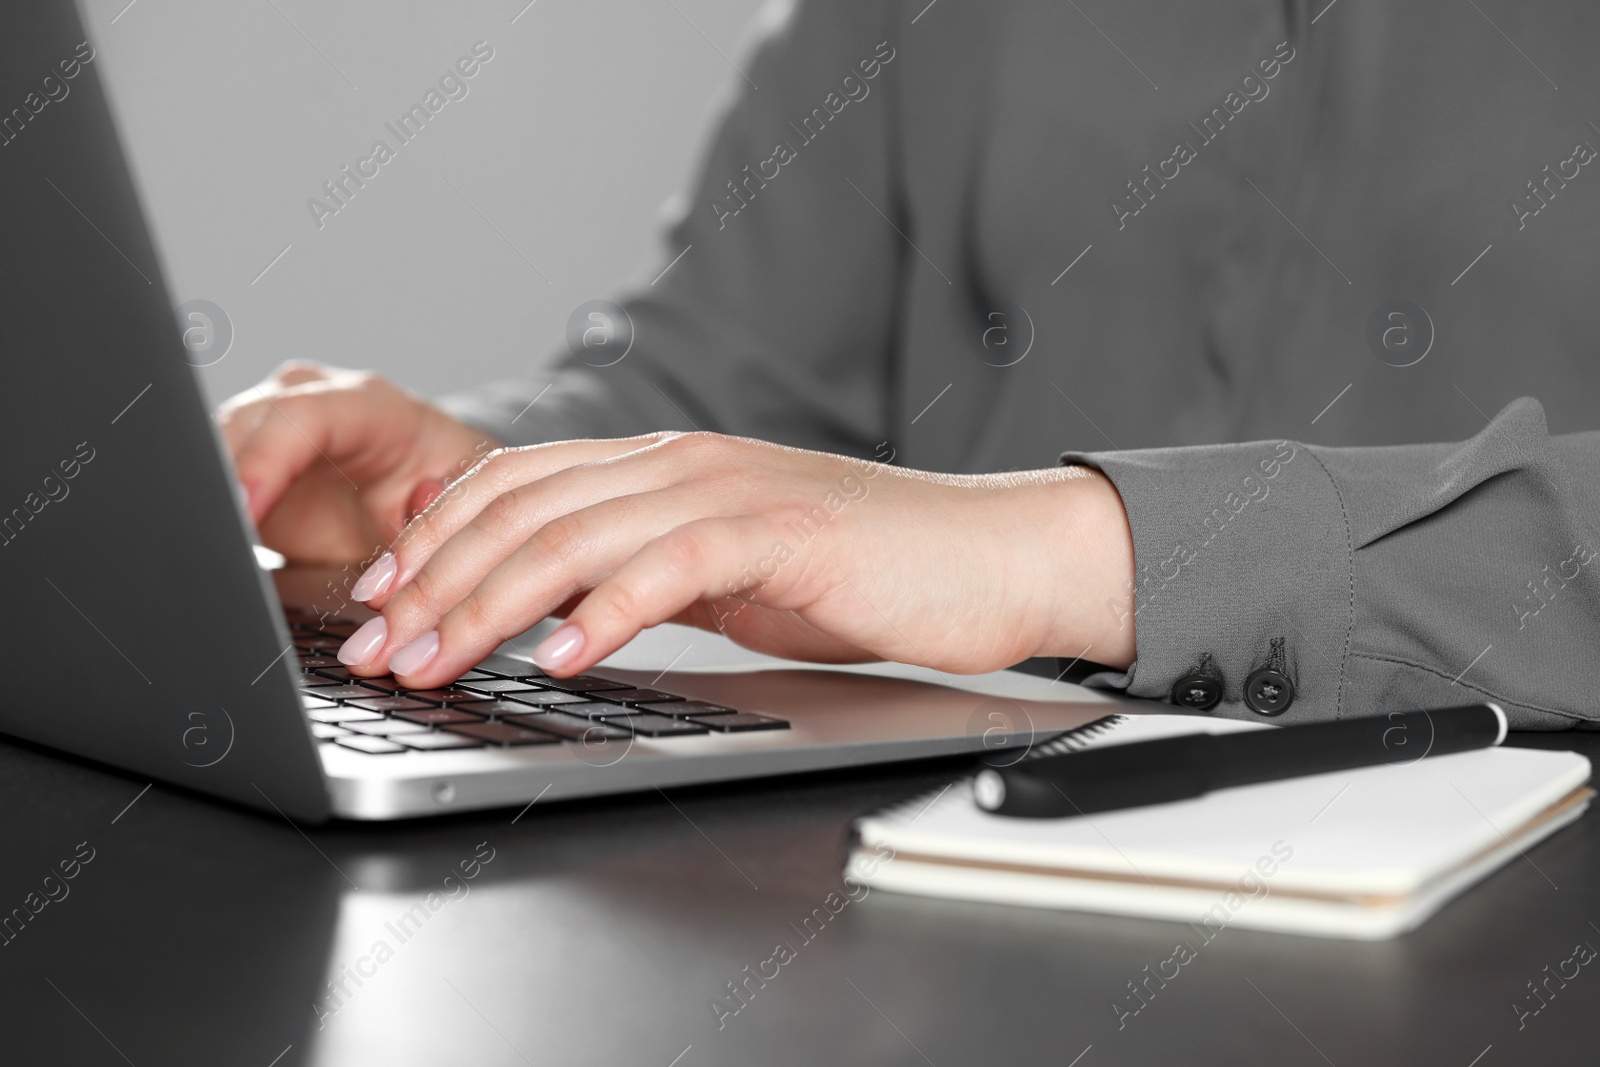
1015,466,1137,670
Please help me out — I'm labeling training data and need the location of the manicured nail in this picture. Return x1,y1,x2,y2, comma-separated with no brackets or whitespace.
532,625,583,671
350,552,397,601
389,630,441,676
337,616,387,665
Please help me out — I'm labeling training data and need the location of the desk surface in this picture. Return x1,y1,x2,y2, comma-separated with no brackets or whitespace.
2,671,1596,1064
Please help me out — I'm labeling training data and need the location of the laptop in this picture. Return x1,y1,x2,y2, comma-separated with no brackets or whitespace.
0,1,1114,821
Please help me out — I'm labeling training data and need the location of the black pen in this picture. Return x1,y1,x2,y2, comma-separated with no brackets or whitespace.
973,703,1508,818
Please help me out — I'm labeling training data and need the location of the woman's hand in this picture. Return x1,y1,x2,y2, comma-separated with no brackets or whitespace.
217,362,497,563
334,431,1137,687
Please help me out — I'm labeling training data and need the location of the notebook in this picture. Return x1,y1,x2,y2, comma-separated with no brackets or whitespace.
847,713,1594,939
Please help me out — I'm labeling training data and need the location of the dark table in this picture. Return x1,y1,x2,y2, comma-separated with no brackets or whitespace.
1,723,1596,1066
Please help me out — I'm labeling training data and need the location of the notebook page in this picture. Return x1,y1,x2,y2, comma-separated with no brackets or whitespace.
857,715,1591,896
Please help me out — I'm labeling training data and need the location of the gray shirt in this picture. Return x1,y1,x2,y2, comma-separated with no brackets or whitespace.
442,0,1600,729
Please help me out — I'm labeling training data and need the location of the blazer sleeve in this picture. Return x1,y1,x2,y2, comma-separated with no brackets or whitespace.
1064,398,1600,730
438,0,901,457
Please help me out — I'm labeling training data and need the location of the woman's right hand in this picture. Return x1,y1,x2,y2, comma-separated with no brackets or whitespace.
217,361,497,564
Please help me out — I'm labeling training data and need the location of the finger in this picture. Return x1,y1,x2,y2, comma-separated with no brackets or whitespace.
231,372,445,528
216,362,331,455
407,479,445,521
672,599,870,663
271,360,333,388
228,385,364,524
365,433,683,604
216,392,269,456
352,485,731,684
534,517,797,676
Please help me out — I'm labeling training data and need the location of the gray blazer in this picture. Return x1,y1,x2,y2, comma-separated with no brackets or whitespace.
442,0,1600,729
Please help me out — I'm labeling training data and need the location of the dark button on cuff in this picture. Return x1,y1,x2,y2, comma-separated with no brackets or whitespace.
1171,674,1222,711
1244,668,1294,716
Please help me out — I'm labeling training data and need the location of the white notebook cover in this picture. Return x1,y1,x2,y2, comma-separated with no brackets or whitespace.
848,714,1593,939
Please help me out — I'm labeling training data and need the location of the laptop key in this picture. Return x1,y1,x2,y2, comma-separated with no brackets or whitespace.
503,689,592,707
551,701,627,719
296,637,344,652
690,713,790,732
405,688,488,705
532,675,631,693
348,677,406,693
301,694,338,710
459,700,550,720
510,711,629,741
297,655,345,671
334,734,407,754
311,666,361,682
298,680,346,692
637,700,735,718
443,721,562,746
311,684,390,701
310,722,347,739
393,707,489,727
307,706,386,724
347,696,436,713
456,678,545,696
598,689,684,705
472,653,547,679
343,719,433,737
395,732,485,751
599,712,710,737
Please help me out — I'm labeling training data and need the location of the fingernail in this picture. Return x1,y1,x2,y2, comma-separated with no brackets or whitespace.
350,552,397,601
532,625,584,671
337,616,387,665
389,630,440,676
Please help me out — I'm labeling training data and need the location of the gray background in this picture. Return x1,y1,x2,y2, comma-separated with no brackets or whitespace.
86,0,767,406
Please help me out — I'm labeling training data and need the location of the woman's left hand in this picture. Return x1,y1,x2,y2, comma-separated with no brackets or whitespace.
334,432,1136,687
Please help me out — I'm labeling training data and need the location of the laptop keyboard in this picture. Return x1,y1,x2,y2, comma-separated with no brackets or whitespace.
285,613,788,755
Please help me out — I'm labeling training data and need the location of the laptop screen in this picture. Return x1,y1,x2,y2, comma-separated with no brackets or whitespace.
0,1,328,821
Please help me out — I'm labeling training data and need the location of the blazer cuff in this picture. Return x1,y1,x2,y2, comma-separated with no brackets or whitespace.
1061,439,1354,723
